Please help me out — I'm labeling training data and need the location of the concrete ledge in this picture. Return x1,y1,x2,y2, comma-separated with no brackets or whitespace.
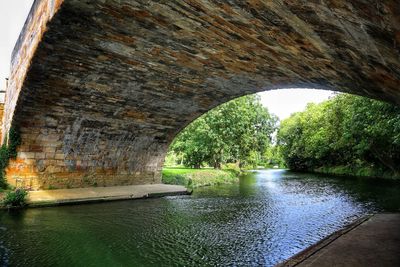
276,215,372,267
276,213,400,267
1,184,189,209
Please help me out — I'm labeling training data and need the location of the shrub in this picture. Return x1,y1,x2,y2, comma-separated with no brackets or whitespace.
162,173,187,186
2,188,28,208
222,163,241,176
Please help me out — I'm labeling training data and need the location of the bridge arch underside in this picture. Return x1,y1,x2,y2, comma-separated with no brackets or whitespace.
6,0,400,189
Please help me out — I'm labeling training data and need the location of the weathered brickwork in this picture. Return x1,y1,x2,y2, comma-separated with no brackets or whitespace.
2,0,63,142
2,0,400,189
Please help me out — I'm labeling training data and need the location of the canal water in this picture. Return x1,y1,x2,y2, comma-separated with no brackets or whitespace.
1,169,400,266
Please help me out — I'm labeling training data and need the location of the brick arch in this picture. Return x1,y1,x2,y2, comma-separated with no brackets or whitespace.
3,0,400,189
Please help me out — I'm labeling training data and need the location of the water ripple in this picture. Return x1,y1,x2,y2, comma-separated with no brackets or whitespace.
1,170,399,266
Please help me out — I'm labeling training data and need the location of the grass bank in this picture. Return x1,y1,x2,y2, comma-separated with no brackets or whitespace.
314,165,399,180
162,167,240,188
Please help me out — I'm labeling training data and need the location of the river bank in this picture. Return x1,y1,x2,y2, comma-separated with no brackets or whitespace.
0,184,189,209
0,167,239,208
313,165,399,180
278,213,400,267
2,169,399,266
162,167,240,188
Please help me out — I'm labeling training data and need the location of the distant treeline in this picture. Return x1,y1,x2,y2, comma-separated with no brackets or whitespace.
166,93,400,178
278,94,400,177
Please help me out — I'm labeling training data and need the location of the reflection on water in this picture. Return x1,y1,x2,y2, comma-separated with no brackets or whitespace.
1,170,400,266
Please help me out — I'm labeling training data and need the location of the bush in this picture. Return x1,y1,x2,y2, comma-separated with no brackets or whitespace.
2,188,28,208
162,173,187,186
162,167,239,189
222,163,241,175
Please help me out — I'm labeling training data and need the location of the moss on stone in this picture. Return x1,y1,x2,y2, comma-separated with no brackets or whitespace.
0,126,21,189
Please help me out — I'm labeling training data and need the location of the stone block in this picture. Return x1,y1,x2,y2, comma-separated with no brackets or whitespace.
17,152,36,159
29,145,43,152
34,153,45,159
55,153,65,160
45,152,56,159
43,146,56,153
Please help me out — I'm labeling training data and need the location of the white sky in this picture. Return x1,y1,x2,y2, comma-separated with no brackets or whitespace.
259,89,335,120
0,0,34,92
0,1,335,117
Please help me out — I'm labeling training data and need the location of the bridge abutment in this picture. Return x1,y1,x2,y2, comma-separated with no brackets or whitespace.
6,125,165,189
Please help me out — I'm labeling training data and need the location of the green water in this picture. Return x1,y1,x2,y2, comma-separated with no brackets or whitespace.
1,169,400,266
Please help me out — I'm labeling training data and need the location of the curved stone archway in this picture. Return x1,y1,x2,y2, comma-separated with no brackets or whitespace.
2,0,400,189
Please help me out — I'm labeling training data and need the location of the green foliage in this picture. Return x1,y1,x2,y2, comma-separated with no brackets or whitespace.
0,145,9,189
8,127,21,159
0,145,9,170
162,173,187,186
0,172,6,189
0,126,21,189
169,95,278,169
162,167,238,188
2,188,28,208
263,145,286,168
222,163,241,176
278,94,400,176
164,151,180,166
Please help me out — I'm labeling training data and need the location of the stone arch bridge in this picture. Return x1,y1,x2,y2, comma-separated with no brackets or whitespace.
1,0,400,189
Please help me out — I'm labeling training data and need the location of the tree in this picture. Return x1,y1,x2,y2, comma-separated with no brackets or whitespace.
278,93,400,175
169,95,278,168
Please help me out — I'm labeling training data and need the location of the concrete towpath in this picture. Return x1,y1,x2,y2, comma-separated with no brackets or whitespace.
278,213,400,267
14,184,189,208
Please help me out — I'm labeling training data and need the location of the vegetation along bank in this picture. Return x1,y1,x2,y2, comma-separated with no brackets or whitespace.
162,167,240,188
277,94,400,179
164,93,400,182
162,94,279,188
